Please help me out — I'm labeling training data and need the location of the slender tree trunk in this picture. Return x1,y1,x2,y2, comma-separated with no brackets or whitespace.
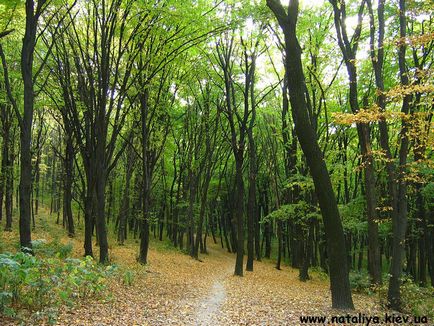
83,173,94,257
254,204,261,261
18,0,46,253
0,111,13,231
299,218,314,281
50,152,57,215
246,129,257,271
276,220,283,270
118,147,134,245
262,188,271,259
95,115,109,264
359,125,381,285
267,0,354,309
194,173,211,259
0,130,5,223
64,132,75,237
139,90,151,264
234,157,244,276
387,0,411,310
187,171,196,257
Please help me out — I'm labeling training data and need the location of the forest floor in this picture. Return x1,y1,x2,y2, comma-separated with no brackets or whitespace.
55,239,384,326
1,210,395,325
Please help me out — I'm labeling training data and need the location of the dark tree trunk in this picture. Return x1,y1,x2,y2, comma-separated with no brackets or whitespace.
0,141,4,223
50,148,58,215
387,0,411,310
300,218,314,281
328,0,381,285
18,0,47,253
428,208,434,287
95,111,109,264
261,188,271,259
245,48,258,272
194,171,212,259
118,144,134,245
216,39,251,276
246,125,257,271
254,203,261,261
276,220,283,270
63,132,75,237
4,157,13,231
234,158,244,276
360,125,381,285
172,166,183,247
83,179,94,257
187,172,197,257
139,90,151,264
267,0,354,309
33,116,44,218
222,208,231,253
0,102,13,231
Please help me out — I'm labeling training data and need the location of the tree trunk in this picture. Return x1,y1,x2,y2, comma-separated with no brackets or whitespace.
18,0,46,253
63,132,75,237
246,129,257,271
267,0,354,309
387,0,411,310
234,157,244,276
139,90,151,264
276,220,283,270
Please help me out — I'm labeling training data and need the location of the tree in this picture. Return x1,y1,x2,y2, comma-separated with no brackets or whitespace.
387,0,412,311
328,0,381,285
266,0,354,309
0,0,47,252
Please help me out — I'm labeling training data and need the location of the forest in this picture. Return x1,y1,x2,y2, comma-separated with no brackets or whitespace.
0,0,433,324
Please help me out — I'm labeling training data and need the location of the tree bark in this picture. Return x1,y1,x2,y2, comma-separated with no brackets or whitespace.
63,131,75,237
267,0,354,309
387,0,411,310
18,0,47,253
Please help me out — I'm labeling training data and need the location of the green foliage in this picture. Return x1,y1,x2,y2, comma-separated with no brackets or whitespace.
32,238,73,258
285,174,315,194
399,276,434,319
422,181,434,210
0,252,114,322
122,269,135,286
263,201,321,225
379,276,434,319
309,266,329,281
339,196,367,233
349,270,371,294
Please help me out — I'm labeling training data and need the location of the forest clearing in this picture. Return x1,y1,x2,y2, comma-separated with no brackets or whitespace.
0,0,433,324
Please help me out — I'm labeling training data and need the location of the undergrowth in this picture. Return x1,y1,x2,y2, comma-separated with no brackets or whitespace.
0,240,117,324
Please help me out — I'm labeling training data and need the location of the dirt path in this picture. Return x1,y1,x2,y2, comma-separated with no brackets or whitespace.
193,258,232,325
195,280,226,325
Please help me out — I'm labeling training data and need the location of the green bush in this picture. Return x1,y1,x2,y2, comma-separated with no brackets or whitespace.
309,266,329,281
349,270,371,293
378,276,434,320
400,276,434,319
0,252,115,323
122,269,135,286
32,238,73,258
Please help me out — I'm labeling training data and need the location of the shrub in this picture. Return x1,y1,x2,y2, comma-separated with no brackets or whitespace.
400,276,434,319
309,266,329,281
122,269,135,286
349,270,371,293
0,252,114,323
32,238,73,258
378,276,434,320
